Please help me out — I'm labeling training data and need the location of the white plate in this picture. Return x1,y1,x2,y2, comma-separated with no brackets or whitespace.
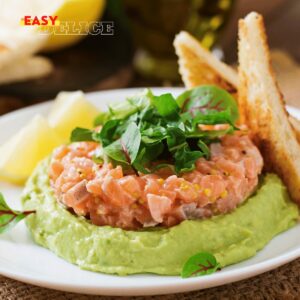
0,88,299,296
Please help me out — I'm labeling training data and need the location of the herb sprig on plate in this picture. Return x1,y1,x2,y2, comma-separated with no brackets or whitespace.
181,252,221,278
71,85,238,175
0,193,35,234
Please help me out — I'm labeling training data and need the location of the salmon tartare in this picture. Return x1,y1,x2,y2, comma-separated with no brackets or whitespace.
49,133,263,229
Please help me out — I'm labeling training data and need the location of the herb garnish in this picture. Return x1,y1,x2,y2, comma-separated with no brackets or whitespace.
181,252,221,278
177,85,239,126
0,193,35,234
71,85,238,175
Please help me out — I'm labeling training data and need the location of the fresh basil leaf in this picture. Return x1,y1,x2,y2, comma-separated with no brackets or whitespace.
181,252,221,278
166,127,187,153
103,139,128,164
142,126,167,138
174,146,203,173
141,126,167,145
133,141,165,174
111,115,138,139
94,89,153,126
138,106,157,123
104,122,142,173
93,111,109,126
127,88,154,110
177,85,239,125
0,193,35,234
132,148,151,174
152,93,180,120
70,127,95,142
132,152,150,174
141,136,161,144
120,122,141,164
197,140,210,159
141,143,164,164
99,119,120,147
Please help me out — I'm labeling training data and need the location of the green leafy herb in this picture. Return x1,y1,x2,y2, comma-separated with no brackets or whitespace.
103,140,128,165
177,85,239,126
70,127,96,142
174,146,203,173
166,127,187,153
94,89,152,126
181,252,221,278
0,193,35,234
152,93,180,120
103,122,142,175
120,122,141,164
99,119,120,147
197,140,210,160
133,143,165,174
93,111,109,127
74,85,239,174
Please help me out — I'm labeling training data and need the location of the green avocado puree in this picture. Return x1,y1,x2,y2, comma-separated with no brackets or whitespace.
22,159,299,275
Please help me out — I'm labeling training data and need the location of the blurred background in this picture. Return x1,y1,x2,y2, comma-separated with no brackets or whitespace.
0,0,299,114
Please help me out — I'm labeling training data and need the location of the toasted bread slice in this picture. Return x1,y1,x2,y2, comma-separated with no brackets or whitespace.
289,116,300,144
238,12,300,203
173,31,238,92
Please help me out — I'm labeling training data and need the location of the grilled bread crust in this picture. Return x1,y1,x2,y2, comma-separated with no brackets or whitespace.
238,12,300,203
289,116,300,144
173,31,238,93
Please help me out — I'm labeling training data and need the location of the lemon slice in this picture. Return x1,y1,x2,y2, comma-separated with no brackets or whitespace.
48,91,99,141
0,115,62,184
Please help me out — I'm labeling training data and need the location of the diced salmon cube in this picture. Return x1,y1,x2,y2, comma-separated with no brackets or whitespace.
147,194,172,223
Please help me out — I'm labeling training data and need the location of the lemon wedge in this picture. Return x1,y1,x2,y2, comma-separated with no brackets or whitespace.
0,115,62,184
0,91,99,184
48,91,99,141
